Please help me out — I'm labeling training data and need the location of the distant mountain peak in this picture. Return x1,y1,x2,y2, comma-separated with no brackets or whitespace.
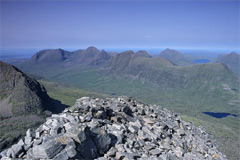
159,48,184,63
216,51,240,77
162,48,177,52
30,49,71,63
135,50,152,58
229,52,238,56
123,50,135,54
20,46,111,67
86,46,99,52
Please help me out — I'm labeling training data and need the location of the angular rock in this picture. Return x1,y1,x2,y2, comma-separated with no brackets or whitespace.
142,117,155,124
106,147,117,157
149,148,161,155
95,110,107,119
65,145,77,158
31,140,63,159
52,149,68,160
26,128,34,138
66,124,88,143
115,152,127,159
93,133,112,154
123,106,133,116
77,138,98,159
55,134,76,148
24,136,32,145
11,144,23,158
142,126,158,140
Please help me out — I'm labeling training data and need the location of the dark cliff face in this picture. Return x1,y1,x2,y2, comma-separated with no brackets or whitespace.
0,61,55,117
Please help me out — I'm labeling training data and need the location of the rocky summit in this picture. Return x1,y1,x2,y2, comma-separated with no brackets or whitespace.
0,97,226,160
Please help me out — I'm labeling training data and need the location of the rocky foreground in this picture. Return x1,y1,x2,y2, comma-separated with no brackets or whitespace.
0,97,226,160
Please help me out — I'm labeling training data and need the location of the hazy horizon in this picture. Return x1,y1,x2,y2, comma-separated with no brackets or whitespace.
0,47,239,59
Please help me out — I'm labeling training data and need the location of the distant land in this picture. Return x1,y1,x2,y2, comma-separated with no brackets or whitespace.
1,47,239,58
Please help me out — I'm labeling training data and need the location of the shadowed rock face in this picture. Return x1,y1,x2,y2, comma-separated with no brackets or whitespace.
1,96,226,160
0,61,55,117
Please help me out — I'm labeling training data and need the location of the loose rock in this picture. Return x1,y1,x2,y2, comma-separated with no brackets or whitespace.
0,97,226,160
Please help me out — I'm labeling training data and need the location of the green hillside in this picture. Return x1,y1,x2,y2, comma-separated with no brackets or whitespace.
38,79,111,106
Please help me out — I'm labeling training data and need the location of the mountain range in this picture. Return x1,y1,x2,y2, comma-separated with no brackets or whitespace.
15,47,239,116
22,46,111,67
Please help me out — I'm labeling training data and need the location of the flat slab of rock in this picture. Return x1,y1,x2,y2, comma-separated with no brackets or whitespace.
149,148,161,155
142,117,155,124
32,140,63,159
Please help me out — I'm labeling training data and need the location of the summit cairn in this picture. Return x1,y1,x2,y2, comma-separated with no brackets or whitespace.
0,96,226,160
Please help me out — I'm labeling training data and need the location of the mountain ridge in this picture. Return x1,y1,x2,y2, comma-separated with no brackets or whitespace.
19,46,111,69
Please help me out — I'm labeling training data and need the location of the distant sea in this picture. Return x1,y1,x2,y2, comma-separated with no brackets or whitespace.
1,47,238,60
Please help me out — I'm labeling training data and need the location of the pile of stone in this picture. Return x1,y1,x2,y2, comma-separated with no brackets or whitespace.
0,96,226,160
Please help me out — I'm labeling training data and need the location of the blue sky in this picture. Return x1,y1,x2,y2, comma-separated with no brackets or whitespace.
1,0,239,51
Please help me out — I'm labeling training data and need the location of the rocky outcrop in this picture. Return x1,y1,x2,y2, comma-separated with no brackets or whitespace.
0,61,56,117
0,96,226,159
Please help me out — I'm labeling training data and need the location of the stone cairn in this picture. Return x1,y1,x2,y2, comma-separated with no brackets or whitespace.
0,96,226,160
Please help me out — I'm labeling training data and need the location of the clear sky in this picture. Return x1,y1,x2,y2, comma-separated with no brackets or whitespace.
0,0,239,51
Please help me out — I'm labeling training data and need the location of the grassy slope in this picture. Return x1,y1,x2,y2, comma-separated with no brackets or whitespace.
0,114,46,151
38,79,111,106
